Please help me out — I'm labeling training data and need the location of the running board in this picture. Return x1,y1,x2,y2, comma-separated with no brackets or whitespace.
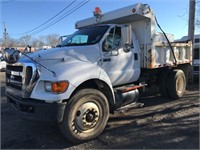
115,83,147,93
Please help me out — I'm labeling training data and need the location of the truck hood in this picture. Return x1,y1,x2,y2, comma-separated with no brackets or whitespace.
19,45,100,65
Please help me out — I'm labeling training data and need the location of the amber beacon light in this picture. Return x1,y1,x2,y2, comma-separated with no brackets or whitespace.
93,7,102,17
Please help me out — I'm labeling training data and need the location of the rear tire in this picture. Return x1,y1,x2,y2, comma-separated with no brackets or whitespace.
59,89,109,143
167,69,186,99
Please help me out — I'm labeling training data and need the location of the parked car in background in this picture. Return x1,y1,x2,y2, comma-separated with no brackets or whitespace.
0,52,6,71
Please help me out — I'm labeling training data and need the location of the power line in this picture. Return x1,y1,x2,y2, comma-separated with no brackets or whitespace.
31,0,89,36
17,0,77,35
30,0,89,36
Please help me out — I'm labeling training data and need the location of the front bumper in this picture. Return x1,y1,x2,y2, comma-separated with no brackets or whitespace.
7,92,67,122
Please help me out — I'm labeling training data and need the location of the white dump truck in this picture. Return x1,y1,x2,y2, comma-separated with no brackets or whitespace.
4,3,192,143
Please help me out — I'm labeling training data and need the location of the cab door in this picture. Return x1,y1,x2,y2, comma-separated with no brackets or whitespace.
99,25,140,86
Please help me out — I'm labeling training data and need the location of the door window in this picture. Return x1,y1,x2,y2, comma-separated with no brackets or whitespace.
102,27,122,52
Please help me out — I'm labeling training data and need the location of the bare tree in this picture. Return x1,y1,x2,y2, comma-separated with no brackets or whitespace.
1,34,11,47
7,38,20,47
0,38,3,47
19,35,32,47
179,0,199,34
32,38,46,48
0,33,61,48
46,34,60,47
0,34,19,48
39,36,47,45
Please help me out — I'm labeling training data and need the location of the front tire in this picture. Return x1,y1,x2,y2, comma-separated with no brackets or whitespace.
59,89,109,143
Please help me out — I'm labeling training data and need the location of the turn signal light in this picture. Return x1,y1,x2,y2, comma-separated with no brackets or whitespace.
51,81,69,93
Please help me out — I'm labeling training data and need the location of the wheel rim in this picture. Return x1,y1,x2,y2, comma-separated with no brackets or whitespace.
176,76,185,94
72,101,100,133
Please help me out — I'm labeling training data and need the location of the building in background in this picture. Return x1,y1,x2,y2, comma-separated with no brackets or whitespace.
193,35,200,80
177,34,200,81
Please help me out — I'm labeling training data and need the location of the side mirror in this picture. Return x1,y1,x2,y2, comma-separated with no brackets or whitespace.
3,48,21,64
121,24,132,53
60,35,70,43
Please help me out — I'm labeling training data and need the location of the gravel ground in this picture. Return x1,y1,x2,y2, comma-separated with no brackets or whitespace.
1,72,199,149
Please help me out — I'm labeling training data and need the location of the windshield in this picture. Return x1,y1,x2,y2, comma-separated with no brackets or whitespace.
59,25,109,47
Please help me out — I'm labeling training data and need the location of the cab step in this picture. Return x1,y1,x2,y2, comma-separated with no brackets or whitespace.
115,83,146,93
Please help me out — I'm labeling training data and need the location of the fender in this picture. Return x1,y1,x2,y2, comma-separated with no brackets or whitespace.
31,61,115,103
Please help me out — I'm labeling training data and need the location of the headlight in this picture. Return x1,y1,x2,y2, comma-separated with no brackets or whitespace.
45,82,52,92
45,81,69,94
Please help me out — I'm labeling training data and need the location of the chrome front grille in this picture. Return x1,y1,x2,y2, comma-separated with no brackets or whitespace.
25,66,33,86
6,65,23,90
6,63,39,98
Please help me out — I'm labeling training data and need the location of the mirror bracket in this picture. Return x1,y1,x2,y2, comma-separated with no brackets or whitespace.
123,44,131,53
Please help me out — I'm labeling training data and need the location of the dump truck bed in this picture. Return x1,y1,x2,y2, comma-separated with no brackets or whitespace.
141,41,192,69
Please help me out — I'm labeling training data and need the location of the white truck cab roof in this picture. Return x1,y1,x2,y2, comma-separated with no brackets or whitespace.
76,3,152,29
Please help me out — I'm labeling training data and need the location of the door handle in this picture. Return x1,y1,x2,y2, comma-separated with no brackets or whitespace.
103,58,111,62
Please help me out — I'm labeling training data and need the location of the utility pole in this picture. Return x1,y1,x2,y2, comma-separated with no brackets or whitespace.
188,0,196,41
3,22,8,48
188,0,196,83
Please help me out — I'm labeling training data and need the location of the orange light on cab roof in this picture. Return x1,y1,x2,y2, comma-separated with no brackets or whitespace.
94,7,102,16
95,7,101,13
52,81,69,93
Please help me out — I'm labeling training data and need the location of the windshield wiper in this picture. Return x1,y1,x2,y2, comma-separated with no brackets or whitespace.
21,52,57,77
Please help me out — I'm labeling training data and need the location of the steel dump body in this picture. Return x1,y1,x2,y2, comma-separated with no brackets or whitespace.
76,3,192,69
148,41,192,69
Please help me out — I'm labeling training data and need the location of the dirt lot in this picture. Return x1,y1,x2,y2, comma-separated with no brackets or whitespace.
1,72,199,149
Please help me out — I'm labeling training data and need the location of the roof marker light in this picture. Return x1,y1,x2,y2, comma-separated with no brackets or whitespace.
132,8,136,13
93,7,102,17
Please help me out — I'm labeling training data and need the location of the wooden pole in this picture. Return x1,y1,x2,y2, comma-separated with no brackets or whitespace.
188,0,196,41
188,0,196,83
3,22,8,48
